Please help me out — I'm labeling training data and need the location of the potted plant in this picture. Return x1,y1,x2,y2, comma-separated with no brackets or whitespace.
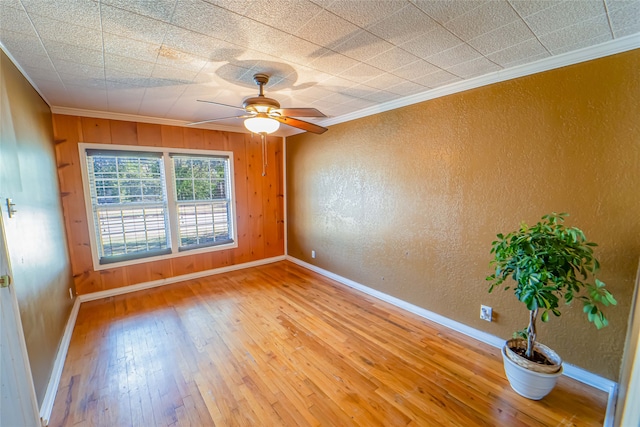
486,213,616,399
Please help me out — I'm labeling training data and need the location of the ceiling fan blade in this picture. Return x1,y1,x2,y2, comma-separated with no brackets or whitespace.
274,116,328,134
187,115,251,126
197,99,246,112
274,108,326,118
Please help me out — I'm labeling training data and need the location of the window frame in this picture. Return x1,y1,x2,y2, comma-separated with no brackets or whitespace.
79,143,238,271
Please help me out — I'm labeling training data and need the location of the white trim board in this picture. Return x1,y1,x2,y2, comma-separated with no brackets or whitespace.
285,255,618,426
39,297,80,426
79,255,286,302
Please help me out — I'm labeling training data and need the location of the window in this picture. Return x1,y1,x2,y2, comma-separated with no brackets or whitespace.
80,144,236,269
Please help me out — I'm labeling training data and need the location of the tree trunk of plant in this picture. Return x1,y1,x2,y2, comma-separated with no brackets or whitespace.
526,308,538,360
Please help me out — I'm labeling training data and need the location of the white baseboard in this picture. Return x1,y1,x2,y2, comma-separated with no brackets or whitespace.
40,255,285,425
285,255,618,425
79,255,286,302
40,297,81,426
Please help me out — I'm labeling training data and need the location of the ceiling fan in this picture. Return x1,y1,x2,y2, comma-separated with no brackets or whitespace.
189,73,328,135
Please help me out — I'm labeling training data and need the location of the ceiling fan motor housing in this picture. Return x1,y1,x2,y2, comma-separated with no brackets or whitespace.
243,96,280,113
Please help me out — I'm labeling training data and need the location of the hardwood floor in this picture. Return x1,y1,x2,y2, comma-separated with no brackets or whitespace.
50,261,607,426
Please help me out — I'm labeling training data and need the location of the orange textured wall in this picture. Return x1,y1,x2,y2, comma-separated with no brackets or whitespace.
53,115,284,295
287,50,640,380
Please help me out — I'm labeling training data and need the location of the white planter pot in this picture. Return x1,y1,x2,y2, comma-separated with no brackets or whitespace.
502,345,563,400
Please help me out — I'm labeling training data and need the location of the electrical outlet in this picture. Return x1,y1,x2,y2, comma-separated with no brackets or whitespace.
311,250,316,259
480,305,492,322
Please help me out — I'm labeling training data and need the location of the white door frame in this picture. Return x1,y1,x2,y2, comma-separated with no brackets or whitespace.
0,208,41,427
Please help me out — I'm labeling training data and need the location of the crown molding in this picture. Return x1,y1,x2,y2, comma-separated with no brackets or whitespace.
319,34,640,128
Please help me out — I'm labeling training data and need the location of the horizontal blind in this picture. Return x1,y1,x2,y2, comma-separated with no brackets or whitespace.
86,152,170,264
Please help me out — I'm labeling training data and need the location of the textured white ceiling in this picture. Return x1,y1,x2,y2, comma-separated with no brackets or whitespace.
1,0,639,135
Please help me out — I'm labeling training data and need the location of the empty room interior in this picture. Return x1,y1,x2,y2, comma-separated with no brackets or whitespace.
1,1,639,426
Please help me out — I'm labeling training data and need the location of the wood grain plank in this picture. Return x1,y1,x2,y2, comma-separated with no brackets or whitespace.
49,262,608,427
52,115,284,295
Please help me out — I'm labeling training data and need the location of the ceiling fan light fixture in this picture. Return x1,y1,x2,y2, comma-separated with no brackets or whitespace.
244,116,280,134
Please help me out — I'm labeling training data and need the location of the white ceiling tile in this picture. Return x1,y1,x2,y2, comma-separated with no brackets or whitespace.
391,59,441,82
294,9,360,47
467,19,536,55
548,33,613,55
501,52,551,69
101,0,177,22
0,31,47,57
326,1,408,28
538,15,612,52
44,42,104,68
162,26,238,61
412,0,489,24
333,30,394,62
101,5,171,45
0,3,36,35
59,72,106,90
386,79,428,96
241,0,323,33
70,87,108,108
486,38,550,67
400,26,462,59
277,35,329,67
524,0,607,36
151,64,199,83
104,53,156,77
235,21,307,61
446,56,501,79
338,62,385,82
155,47,208,72
8,52,54,72
308,51,360,74
320,90,361,105
203,0,252,16
103,33,161,63
21,0,100,30
607,1,640,37
106,93,145,115
19,66,61,84
361,89,401,103
366,47,421,73
366,4,439,46
508,1,559,17
199,63,257,91
425,43,482,69
105,72,151,89
444,1,522,41
171,1,244,41
339,97,378,112
29,15,103,51
53,61,104,80
361,72,409,91
422,69,462,88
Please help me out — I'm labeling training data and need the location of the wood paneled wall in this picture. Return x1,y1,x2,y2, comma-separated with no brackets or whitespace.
52,115,284,295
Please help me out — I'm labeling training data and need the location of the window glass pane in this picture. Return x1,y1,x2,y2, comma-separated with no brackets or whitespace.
172,155,232,250
177,201,231,247
87,153,169,262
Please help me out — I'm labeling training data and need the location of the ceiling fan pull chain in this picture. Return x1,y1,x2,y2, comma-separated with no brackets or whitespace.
261,133,267,177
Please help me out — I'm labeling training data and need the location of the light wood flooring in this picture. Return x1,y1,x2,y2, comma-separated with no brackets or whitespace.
50,261,607,426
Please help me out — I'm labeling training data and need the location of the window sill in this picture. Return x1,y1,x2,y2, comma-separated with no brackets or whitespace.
92,240,238,271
